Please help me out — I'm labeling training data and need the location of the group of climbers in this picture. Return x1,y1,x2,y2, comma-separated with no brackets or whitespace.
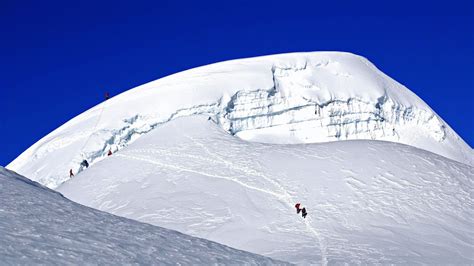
69,149,113,178
295,203,308,218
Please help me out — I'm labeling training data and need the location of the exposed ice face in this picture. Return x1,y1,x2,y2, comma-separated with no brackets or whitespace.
7,52,473,189
221,88,446,143
220,59,450,149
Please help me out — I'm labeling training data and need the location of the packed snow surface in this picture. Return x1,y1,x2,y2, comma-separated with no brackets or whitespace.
7,52,473,188
0,167,287,265
59,116,474,265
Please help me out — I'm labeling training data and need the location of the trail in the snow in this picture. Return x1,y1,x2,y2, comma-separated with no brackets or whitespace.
117,133,328,266
81,102,107,152
184,134,328,266
115,154,282,198
75,100,109,174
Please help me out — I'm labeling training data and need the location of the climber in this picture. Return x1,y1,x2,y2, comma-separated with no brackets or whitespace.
301,207,307,219
295,203,301,214
80,159,89,168
107,149,113,156
105,92,110,100
69,169,74,178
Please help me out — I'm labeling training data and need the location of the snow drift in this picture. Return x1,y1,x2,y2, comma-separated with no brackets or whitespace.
7,52,473,189
59,116,474,265
0,167,286,265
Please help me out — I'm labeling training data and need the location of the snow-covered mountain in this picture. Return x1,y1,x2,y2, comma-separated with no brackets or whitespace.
0,167,286,265
57,116,474,264
5,52,473,264
7,52,473,189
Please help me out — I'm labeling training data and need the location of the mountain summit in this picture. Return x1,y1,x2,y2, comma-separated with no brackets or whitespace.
7,52,472,188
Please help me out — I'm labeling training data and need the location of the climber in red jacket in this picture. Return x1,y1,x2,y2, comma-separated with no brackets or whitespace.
295,203,301,214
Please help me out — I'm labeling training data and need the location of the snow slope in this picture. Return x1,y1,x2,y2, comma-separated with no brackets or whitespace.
0,167,287,265
59,116,474,265
7,52,473,189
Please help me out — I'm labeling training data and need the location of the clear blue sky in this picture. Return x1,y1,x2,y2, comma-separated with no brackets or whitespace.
1,0,473,166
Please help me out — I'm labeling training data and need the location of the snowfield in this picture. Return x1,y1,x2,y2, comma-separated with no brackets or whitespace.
7,52,473,189
59,116,474,265
0,167,287,265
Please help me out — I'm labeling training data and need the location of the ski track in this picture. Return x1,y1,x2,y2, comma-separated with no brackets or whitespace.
116,134,329,266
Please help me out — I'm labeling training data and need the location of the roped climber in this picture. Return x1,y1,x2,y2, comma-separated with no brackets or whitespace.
295,203,301,214
295,203,308,218
301,207,307,219
81,159,89,168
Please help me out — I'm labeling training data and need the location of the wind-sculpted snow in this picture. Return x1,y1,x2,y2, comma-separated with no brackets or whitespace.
0,167,288,265
7,52,473,188
59,116,474,265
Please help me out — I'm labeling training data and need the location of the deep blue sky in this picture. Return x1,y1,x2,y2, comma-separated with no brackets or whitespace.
1,0,473,166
